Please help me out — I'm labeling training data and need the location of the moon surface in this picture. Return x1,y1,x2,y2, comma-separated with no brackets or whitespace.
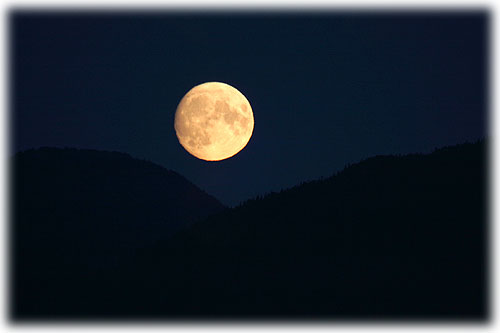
174,82,254,161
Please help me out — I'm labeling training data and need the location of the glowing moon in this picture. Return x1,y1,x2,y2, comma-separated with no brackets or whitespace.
174,82,254,161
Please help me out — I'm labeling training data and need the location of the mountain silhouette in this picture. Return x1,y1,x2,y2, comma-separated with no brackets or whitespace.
12,147,224,318
11,141,487,320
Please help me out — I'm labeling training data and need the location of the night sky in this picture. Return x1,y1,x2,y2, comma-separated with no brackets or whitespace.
11,11,488,206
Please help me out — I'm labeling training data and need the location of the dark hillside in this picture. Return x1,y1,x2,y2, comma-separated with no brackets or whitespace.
136,141,487,319
11,141,487,320
12,147,224,317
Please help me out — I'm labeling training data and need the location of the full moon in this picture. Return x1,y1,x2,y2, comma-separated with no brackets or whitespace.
174,82,254,161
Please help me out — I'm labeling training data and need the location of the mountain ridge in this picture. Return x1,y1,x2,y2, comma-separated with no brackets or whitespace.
233,139,486,208
11,140,487,319
12,146,225,278
139,139,487,319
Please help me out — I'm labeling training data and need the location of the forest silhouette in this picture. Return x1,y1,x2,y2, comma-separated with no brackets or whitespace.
11,141,487,320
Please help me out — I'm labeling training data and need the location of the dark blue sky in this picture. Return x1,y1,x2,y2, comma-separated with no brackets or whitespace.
11,11,488,206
